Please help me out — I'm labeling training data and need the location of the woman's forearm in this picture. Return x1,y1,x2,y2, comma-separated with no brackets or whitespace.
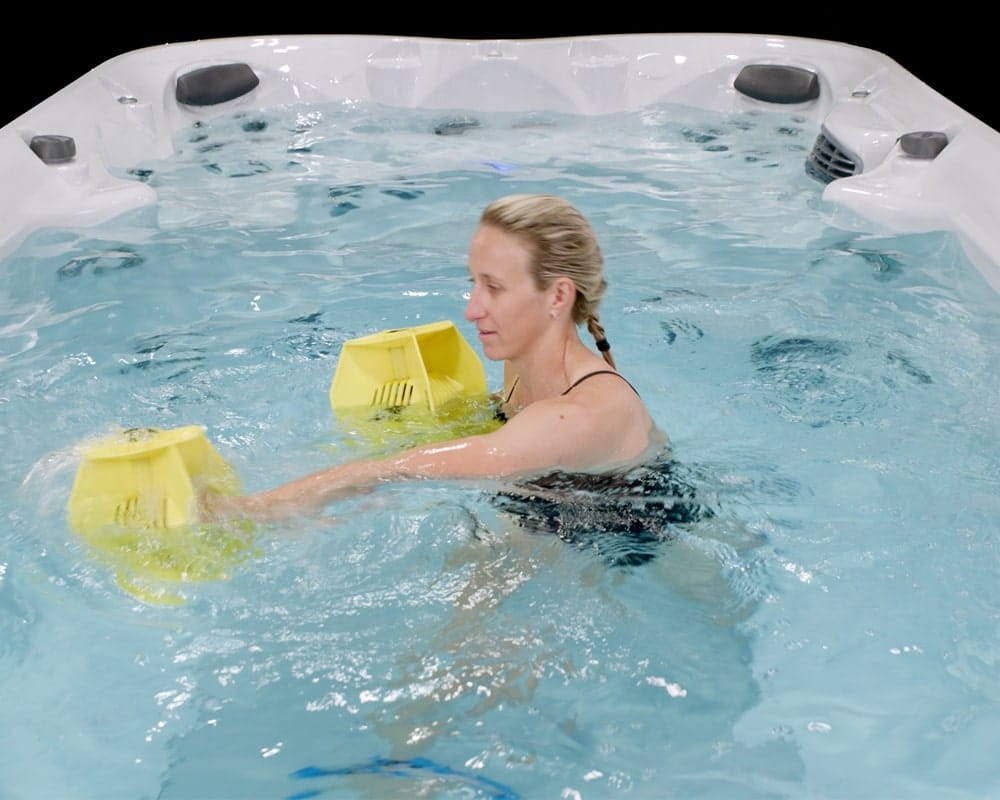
205,456,400,522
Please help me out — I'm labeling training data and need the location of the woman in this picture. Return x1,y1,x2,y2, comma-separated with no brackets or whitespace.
204,194,666,522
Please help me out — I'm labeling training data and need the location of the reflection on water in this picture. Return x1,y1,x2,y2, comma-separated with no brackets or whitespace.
154,470,792,798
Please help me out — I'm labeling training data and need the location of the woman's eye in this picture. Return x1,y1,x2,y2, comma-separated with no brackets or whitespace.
468,276,502,292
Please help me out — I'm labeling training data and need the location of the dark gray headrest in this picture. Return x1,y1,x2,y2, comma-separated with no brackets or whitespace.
30,134,76,164
176,63,260,107
734,64,820,104
899,131,949,158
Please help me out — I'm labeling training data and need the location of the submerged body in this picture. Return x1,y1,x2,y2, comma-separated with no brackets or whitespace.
492,450,713,567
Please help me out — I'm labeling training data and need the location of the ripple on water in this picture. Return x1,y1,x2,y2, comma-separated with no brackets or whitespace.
0,560,34,671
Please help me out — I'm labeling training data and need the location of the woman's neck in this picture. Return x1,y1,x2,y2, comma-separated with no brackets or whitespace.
509,331,602,405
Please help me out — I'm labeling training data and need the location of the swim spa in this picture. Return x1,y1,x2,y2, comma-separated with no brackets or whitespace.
1,34,999,799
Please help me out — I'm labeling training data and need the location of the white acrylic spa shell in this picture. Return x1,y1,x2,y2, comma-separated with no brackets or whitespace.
2,34,998,291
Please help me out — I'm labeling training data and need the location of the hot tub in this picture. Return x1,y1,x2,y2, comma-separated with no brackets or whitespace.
3,34,999,800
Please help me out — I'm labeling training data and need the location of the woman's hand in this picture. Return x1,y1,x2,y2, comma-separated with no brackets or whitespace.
199,490,254,523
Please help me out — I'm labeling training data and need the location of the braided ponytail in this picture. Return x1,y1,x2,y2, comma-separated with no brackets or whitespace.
587,317,616,369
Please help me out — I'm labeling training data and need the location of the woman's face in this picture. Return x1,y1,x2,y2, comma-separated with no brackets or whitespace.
464,223,550,362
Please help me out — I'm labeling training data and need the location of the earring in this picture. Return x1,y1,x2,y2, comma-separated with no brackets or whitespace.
550,310,557,320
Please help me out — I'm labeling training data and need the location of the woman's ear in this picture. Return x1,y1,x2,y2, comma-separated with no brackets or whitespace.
551,277,576,318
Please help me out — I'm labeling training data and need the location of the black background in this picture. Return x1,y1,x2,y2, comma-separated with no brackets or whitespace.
2,23,994,132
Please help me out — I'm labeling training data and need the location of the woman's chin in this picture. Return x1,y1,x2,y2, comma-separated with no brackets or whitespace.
479,338,503,360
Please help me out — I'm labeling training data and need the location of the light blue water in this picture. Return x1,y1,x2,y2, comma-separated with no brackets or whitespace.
1,101,999,800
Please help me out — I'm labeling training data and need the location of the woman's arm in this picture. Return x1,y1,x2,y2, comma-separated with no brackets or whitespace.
203,382,651,522
202,413,552,522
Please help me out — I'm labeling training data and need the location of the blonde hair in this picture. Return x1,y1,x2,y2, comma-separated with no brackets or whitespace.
479,194,616,367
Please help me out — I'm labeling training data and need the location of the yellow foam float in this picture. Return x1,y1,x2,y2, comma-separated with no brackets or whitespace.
330,320,488,413
329,320,501,451
67,425,255,605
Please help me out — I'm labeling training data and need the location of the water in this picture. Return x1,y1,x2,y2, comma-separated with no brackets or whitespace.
1,100,999,799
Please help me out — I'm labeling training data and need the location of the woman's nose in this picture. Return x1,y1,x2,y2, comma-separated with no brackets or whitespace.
464,287,484,321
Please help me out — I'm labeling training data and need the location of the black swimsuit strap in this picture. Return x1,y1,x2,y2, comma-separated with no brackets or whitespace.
498,371,639,422
561,370,640,397
504,375,520,405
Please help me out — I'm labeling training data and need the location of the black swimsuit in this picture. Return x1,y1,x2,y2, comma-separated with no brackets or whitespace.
491,452,714,568
489,371,712,568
